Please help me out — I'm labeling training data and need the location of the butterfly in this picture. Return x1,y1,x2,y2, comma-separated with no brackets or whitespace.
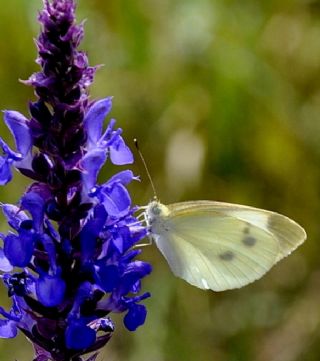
145,199,306,291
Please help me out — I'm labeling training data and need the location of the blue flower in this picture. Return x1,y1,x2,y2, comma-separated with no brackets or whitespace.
0,1,151,360
81,99,134,192
83,98,133,166
0,111,33,185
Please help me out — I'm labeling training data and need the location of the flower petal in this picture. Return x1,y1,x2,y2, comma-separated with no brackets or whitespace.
106,170,138,187
80,205,107,262
0,138,22,161
109,135,133,165
0,248,13,272
97,264,120,292
81,149,107,191
84,97,113,145
120,261,152,294
4,232,34,268
0,319,18,338
65,320,96,350
36,274,66,307
20,192,45,232
0,156,12,186
40,234,58,273
102,183,131,217
1,204,28,231
124,304,147,331
3,111,32,156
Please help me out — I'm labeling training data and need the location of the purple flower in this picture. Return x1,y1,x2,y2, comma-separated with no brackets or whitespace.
0,1,151,360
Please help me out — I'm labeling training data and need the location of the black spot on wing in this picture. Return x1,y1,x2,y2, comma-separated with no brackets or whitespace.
242,235,256,247
219,251,234,261
243,226,250,234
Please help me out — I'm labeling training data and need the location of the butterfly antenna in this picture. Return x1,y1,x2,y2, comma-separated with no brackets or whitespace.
134,139,158,201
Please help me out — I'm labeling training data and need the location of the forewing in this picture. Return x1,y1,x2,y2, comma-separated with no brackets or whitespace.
168,201,306,262
154,201,305,291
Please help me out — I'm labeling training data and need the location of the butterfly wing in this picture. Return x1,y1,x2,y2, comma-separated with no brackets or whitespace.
151,201,306,291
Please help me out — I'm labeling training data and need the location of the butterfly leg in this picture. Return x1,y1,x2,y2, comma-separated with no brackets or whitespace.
134,237,153,248
133,211,153,248
136,212,146,221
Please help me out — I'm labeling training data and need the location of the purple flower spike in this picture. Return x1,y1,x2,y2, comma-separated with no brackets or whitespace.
0,0,151,360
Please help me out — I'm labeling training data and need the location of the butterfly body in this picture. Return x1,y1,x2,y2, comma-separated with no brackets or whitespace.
146,200,306,292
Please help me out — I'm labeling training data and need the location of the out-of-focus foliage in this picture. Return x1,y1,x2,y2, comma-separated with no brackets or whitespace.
0,0,319,360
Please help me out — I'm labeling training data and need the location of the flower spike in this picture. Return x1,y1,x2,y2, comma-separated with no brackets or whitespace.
0,1,151,360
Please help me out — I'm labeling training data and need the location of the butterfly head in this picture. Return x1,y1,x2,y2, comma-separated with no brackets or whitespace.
146,201,169,218
145,201,171,234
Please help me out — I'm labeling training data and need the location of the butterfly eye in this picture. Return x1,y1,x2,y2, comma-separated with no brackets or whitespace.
152,205,162,216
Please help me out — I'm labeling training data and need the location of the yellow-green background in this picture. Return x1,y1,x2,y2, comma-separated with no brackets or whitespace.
0,0,319,360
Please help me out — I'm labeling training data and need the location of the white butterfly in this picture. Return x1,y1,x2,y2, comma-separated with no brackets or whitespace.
145,200,306,291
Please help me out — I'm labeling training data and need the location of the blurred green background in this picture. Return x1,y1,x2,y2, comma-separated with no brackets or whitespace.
0,0,320,360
